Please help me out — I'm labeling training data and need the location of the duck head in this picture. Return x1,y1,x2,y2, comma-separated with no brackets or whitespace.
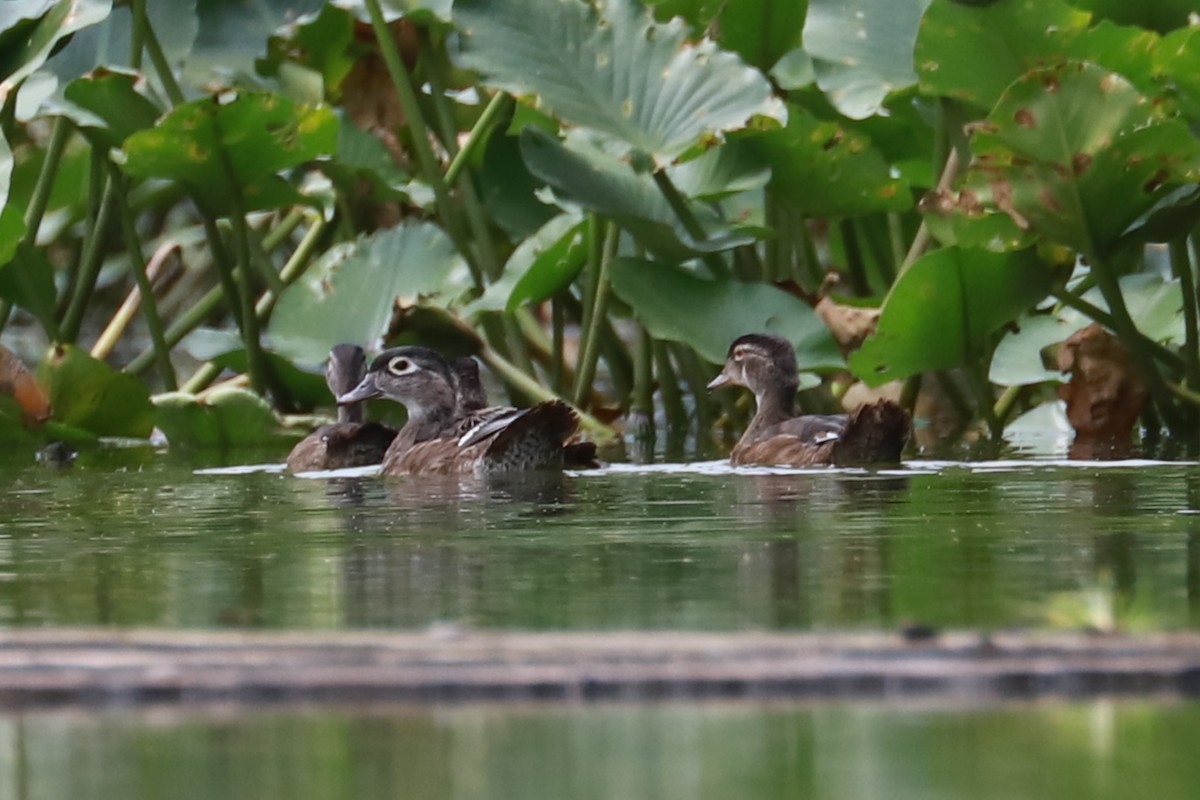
707,333,800,411
337,346,457,423
450,356,488,414
326,344,368,424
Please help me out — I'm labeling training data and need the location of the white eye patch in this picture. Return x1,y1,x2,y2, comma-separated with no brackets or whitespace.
387,357,419,375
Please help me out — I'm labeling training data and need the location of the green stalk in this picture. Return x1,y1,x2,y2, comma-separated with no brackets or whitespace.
109,165,175,389
671,344,715,431
573,222,618,407
59,175,117,343
141,12,184,105
632,322,655,420
654,341,688,435
362,0,462,242
793,213,823,287
129,0,147,69
445,92,512,187
552,293,566,394
839,219,869,295
22,118,71,246
993,384,1022,429
651,168,728,278
1172,237,1200,392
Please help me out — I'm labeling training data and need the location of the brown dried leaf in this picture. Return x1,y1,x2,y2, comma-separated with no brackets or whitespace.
0,344,52,425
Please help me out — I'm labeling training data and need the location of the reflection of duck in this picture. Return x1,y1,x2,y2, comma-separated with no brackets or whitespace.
287,345,397,472
338,346,597,475
708,334,910,467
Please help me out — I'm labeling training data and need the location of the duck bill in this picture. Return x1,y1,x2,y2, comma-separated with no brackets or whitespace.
336,373,382,404
706,372,733,391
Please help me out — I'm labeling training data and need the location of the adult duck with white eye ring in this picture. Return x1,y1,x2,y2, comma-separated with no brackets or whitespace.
337,346,598,475
707,333,910,467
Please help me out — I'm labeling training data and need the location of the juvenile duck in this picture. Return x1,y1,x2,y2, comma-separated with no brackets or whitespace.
708,333,910,467
337,346,596,475
450,356,488,415
286,344,397,472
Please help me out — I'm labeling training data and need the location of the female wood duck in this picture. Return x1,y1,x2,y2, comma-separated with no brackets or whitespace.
286,344,398,472
707,333,910,467
337,346,597,475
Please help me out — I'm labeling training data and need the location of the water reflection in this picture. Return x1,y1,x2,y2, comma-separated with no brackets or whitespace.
4,698,1200,800
0,456,1199,632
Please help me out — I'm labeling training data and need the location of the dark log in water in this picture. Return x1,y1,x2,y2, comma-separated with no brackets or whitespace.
3,629,1200,709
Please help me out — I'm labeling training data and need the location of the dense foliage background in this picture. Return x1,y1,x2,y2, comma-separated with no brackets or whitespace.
5,0,1200,454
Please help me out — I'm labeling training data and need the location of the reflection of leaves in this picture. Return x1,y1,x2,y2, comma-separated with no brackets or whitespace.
609,257,842,369
37,345,154,438
454,0,784,161
122,91,337,215
850,247,1054,386
268,221,468,365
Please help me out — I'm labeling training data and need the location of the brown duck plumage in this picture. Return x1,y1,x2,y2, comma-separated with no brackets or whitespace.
338,346,597,475
708,333,909,467
287,344,397,472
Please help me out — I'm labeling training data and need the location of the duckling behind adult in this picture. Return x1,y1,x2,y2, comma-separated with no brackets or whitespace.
338,346,596,475
286,344,397,472
708,333,909,467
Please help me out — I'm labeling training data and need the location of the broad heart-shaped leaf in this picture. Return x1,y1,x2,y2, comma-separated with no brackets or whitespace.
61,68,161,149
153,388,288,448
0,0,111,106
36,344,154,438
916,0,1089,110
804,0,931,119
849,247,1054,387
740,104,911,216
963,62,1200,258
469,213,587,315
717,0,808,71
520,127,759,260
122,92,337,216
267,221,468,366
453,0,785,162
609,258,842,369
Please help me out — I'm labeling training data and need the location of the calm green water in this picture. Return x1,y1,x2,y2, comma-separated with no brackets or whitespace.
4,698,1200,800
2,448,1200,631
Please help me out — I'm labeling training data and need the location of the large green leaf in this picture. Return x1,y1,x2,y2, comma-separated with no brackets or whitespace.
1070,0,1199,33
804,0,931,119
153,388,288,448
61,68,161,149
267,221,467,365
961,62,1200,257
0,245,57,335
609,258,842,368
36,344,154,438
122,91,337,215
742,103,911,215
717,0,808,71
453,0,785,162
915,0,1090,109
0,129,24,269
0,0,111,106
520,127,759,260
849,247,1054,386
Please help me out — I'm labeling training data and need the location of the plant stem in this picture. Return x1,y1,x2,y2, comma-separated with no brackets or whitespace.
839,218,868,295
129,0,147,69
22,117,71,247
480,346,614,443
552,292,565,394
651,168,728,278
1053,289,1184,373
1172,237,1200,392
632,322,655,419
445,92,512,187
573,222,618,407
141,12,184,105
993,384,1022,428
59,175,117,343
654,341,688,436
105,166,176,388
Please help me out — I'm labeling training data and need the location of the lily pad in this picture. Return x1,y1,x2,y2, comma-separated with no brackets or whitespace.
153,387,288,448
36,344,155,438
454,0,784,162
609,257,842,369
850,247,1055,386
267,221,468,365
122,91,338,215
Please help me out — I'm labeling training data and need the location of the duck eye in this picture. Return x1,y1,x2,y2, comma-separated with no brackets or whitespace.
388,357,414,375
733,347,748,362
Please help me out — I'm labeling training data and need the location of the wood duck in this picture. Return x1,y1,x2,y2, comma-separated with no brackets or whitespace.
337,346,598,475
286,344,398,472
450,356,488,415
707,333,910,467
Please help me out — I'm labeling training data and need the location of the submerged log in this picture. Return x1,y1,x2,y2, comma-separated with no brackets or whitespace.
2,629,1200,709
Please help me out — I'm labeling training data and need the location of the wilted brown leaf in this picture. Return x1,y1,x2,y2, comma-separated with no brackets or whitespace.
1056,323,1146,454
0,344,52,425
